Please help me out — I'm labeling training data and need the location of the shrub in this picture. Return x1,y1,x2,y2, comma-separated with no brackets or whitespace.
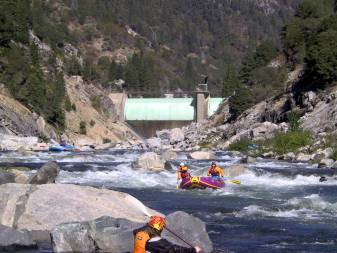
79,121,87,135
71,103,77,111
272,130,312,154
65,96,72,112
91,95,101,111
90,120,96,127
102,138,111,144
331,149,337,161
228,138,254,153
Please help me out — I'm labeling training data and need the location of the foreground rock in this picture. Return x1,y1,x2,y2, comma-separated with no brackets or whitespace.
188,151,214,160
132,152,165,171
52,211,213,253
0,224,37,251
29,161,60,184
0,183,157,231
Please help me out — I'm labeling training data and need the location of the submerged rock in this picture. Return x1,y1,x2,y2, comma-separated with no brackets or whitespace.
29,161,60,184
52,211,213,253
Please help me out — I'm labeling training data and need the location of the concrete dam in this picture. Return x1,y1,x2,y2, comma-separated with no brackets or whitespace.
110,92,224,138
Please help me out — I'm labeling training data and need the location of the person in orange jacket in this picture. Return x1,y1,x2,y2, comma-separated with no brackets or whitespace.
177,162,190,181
133,216,203,253
207,161,224,181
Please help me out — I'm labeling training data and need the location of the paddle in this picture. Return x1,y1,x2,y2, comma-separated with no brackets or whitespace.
125,195,194,248
227,179,241,185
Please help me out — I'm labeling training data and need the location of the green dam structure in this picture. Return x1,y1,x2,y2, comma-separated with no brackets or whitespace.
122,95,224,137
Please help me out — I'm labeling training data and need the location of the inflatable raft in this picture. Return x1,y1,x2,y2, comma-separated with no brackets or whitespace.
49,144,75,152
179,176,224,190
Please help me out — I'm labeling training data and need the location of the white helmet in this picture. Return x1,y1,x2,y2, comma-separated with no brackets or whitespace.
180,162,185,167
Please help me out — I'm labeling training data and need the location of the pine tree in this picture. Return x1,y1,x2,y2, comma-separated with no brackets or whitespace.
222,65,239,97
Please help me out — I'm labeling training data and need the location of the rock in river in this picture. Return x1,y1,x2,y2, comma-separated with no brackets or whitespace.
52,211,213,253
29,161,60,184
0,183,157,231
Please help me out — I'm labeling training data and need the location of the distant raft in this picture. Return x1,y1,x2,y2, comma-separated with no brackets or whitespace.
49,144,75,152
179,176,225,190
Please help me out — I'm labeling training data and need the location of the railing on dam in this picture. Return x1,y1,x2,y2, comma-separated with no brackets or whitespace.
124,97,224,121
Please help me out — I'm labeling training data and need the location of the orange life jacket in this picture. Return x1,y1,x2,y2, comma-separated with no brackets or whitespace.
177,166,189,179
133,230,151,253
208,166,224,177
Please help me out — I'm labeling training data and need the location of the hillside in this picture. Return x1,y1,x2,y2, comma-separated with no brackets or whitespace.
0,0,303,144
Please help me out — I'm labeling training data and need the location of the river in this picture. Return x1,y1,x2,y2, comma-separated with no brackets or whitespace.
1,149,337,253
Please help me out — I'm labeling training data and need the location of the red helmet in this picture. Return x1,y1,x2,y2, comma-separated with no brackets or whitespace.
149,216,166,231
211,161,216,166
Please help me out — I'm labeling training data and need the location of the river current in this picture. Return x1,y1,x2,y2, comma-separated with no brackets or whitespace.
2,150,337,253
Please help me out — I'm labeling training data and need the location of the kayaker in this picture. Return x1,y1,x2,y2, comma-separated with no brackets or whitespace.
207,161,224,181
177,162,190,181
133,215,203,253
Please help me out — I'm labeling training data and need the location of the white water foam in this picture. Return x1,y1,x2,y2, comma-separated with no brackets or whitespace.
235,171,337,187
235,194,337,220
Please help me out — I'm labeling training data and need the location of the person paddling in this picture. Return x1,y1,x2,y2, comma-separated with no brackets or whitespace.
207,161,224,181
177,162,190,181
133,216,203,253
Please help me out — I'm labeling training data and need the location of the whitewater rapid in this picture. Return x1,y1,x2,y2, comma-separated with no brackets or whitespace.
3,149,337,252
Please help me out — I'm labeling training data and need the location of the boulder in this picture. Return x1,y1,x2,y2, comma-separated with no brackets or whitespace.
318,158,334,168
0,183,157,231
0,224,37,251
132,152,165,171
296,153,312,163
161,150,178,161
321,148,333,159
300,91,337,134
0,171,15,184
224,165,249,178
251,122,280,141
0,134,38,151
188,151,214,160
52,222,95,253
8,169,30,184
279,152,295,161
261,151,275,158
241,156,256,164
170,128,185,144
52,211,213,253
163,211,213,253
29,161,60,184
146,137,162,149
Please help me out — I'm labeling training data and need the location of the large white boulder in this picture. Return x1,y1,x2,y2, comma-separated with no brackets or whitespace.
0,183,157,231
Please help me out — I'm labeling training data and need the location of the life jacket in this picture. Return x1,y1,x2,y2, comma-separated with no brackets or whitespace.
133,230,151,253
178,166,189,179
209,166,221,176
